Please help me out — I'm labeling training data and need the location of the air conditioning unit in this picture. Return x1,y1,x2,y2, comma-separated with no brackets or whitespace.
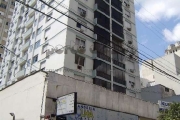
77,45,86,53
124,2,130,8
129,69,135,73
77,65,82,70
80,11,86,17
127,27,131,31
128,40,133,44
129,81,135,87
45,37,48,40
80,28,84,33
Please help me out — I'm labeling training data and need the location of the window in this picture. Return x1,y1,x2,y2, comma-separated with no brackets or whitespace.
34,19,37,26
75,37,85,47
125,20,131,31
113,67,125,85
76,19,87,31
93,78,111,90
34,40,40,49
112,21,124,38
32,55,38,64
126,32,132,41
29,45,33,52
112,8,123,24
40,61,46,70
41,4,45,10
94,11,110,29
113,84,126,93
39,14,44,22
37,26,42,35
125,9,130,18
27,59,31,67
6,22,8,25
78,5,87,17
42,44,48,53
74,74,85,81
94,60,111,80
75,54,85,66
32,32,35,39
165,87,169,92
46,12,53,22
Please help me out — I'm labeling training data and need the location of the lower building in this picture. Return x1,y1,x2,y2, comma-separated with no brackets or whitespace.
141,84,176,103
0,71,158,120
141,53,180,94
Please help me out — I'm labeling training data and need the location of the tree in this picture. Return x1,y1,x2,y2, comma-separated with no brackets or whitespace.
158,103,180,120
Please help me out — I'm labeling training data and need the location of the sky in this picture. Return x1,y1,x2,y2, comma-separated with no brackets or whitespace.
135,0,180,60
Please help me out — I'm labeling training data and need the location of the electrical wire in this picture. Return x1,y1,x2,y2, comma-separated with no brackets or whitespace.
13,0,180,84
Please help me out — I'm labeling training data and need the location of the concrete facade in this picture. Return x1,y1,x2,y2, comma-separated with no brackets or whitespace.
0,71,158,120
141,84,176,103
0,0,141,98
140,53,180,94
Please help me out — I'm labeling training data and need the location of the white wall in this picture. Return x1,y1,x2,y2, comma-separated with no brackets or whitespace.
0,72,46,120
141,54,180,94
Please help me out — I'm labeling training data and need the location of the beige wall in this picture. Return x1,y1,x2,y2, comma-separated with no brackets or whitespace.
46,72,159,119
0,72,47,120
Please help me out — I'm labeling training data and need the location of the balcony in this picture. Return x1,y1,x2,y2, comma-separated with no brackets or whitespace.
23,28,32,40
25,16,35,28
19,54,28,65
29,0,37,7
16,69,25,79
21,41,30,51
97,71,111,81
113,59,125,69
113,77,126,86
29,9,35,17
16,33,22,39
97,52,111,62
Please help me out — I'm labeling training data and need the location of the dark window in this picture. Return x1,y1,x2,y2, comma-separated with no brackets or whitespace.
112,21,124,39
94,42,111,62
112,8,123,24
94,11,110,29
94,60,111,80
75,54,85,66
32,55,38,64
112,35,125,53
95,0,109,15
165,87,169,92
93,78,111,90
111,0,122,11
113,84,126,93
113,67,126,85
94,26,110,45
113,51,125,68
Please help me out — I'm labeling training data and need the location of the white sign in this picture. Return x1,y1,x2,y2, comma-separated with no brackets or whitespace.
57,93,77,116
158,100,171,111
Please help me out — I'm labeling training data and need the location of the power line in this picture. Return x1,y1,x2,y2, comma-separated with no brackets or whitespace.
134,0,180,73
14,0,180,83
39,0,180,81
48,0,180,79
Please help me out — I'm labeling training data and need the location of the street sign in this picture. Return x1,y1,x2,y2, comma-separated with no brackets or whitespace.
158,100,171,111
56,93,77,116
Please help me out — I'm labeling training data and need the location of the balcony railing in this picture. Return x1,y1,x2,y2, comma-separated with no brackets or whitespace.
19,54,28,65
113,59,125,69
16,69,25,79
97,71,111,81
23,28,32,39
21,41,30,51
25,16,35,28
97,52,111,62
29,0,37,7
113,77,126,86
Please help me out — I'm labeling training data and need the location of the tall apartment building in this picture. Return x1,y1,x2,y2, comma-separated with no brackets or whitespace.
0,0,141,98
0,0,15,67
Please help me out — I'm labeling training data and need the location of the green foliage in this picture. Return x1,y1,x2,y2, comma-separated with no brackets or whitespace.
158,103,180,120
